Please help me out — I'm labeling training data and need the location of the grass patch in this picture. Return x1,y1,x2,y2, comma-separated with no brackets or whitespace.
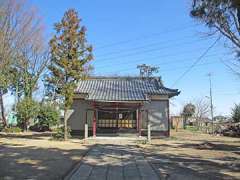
2,127,22,133
186,125,199,132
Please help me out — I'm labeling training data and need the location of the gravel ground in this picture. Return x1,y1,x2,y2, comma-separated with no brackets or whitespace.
0,132,91,180
138,130,240,180
0,130,239,180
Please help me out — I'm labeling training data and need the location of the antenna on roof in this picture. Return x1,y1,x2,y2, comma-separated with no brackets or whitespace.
137,64,159,78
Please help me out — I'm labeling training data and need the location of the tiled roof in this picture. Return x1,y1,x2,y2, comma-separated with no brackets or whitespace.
75,77,180,101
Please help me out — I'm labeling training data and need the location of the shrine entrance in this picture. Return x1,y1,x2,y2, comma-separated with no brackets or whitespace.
97,110,137,130
89,102,143,135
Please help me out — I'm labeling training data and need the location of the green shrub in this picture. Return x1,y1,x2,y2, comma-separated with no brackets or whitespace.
35,103,60,131
16,98,39,131
52,126,71,140
137,140,148,144
2,127,22,133
29,124,49,132
186,125,198,132
0,123,4,131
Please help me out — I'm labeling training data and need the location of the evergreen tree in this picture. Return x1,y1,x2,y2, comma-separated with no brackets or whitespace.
232,103,240,123
47,9,93,140
182,103,196,129
190,0,240,75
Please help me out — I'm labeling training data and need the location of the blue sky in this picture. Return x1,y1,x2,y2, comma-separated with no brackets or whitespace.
9,0,238,116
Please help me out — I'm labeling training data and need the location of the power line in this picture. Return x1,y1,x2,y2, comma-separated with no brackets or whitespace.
95,37,217,63
95,52,222,70
94,53,233,77
95,34,210,57
171,37,221,87
95,23,200,50
216,92,240,95
202,89,240,94
95,53,233,74
96,58,230,75
95,35,215,59
150,61,220,72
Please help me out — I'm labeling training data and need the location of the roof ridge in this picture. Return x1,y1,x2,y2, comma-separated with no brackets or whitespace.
88,76,161,80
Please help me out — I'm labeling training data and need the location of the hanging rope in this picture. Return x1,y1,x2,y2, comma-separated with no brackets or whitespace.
97,109,137,113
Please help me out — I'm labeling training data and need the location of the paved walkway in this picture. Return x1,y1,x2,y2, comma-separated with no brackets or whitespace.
68,144,159,180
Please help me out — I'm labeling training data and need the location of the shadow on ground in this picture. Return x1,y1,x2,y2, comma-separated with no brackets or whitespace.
0,135,239,180
177,141,240,151
67,143,240,180
67,143,159,180
144,142,240,180
0,132,53,140
0,139,92,180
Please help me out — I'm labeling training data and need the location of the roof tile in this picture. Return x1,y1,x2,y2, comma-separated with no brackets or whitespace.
75,77,180,101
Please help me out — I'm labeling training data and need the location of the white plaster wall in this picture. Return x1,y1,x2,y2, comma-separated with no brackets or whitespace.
68,99,93,130
143,100,169,131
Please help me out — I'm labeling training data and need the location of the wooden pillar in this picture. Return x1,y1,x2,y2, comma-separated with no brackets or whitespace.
116,102,119,129
136,109,139,131
138,109,142,137
85,123,88,139
147,124,151,143
147,110,151,142
167,99,170,137
93,110,96,137
85,111,88,139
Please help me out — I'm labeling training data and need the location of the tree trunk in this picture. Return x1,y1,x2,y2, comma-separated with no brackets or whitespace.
14,81,19,112
0,90,7,127
64,108,68,141
183,116,187,129
175,119,179,132
196,119,199,130
23,119,28,132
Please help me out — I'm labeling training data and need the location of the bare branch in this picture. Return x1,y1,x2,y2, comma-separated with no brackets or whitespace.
230,10,240,33
0,0,48,99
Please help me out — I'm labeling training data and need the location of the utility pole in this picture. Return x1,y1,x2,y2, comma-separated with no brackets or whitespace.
207,73,214,134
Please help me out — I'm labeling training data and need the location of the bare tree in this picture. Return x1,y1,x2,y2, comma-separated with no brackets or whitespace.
0,0,20,125
0,0,42,69
17,45,49,98
194,98,210,130
0,0,47,125
11,0,48,99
